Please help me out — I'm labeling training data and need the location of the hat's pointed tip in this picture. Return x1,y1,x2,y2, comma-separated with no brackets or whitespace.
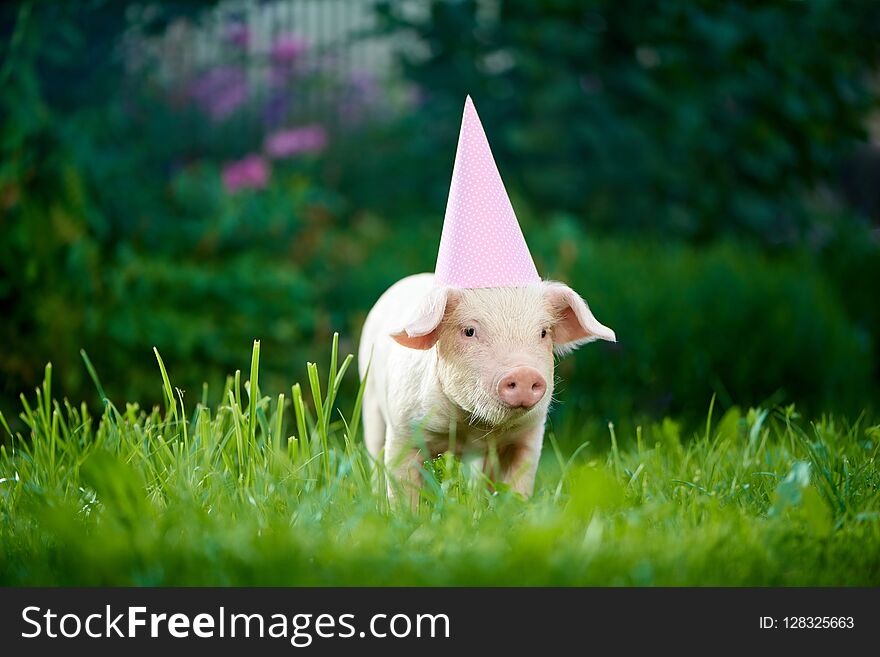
462,95,479,126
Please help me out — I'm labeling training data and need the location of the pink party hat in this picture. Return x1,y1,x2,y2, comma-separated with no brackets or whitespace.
434,96,540,288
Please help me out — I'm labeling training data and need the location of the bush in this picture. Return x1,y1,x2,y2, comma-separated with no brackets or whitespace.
0,1,401,409
528,219,875,420
373,0,880,244
815,221,880,388
0,154,359,408
2,151,873,421
1,2,875,423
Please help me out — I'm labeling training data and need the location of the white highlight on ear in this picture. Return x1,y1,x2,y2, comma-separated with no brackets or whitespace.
543,281,616,356
390,286,458,350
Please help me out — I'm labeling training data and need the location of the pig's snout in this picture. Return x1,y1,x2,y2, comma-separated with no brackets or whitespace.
497,367,547,409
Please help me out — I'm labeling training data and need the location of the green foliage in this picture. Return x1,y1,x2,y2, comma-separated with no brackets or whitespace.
528,222,875,419
373,0,880,243
815,222,880,386
0,126,342,407
1,345,878,585
2,1,879,425
2,162,874,421
0,0,397,408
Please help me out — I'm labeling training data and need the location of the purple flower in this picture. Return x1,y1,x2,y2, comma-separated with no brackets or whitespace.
262,91,290,128
339,70,381,124
189,66,248,121
264,125,328,159
225,23,250,49
269,64,294,90
222,155,270,193
349,70,379,98
270,35,309,63
268,35,310,89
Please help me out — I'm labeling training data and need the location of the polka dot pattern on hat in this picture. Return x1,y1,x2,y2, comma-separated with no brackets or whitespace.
434,96,540,288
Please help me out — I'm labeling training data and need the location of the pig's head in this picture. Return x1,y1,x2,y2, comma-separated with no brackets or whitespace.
391,282,615,427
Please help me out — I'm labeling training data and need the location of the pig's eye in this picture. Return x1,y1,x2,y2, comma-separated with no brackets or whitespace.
541,328,548,339
463,326,476,338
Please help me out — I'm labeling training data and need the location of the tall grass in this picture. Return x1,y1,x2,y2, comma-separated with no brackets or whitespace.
0,337,879,586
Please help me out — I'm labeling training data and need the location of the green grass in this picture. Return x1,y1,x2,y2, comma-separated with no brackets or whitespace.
1,338,879,586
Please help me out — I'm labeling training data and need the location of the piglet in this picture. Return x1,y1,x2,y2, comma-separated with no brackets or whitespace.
359,96,615,504
357,272,615,505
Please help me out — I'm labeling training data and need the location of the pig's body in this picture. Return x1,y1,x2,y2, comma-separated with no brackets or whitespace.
359,273,453,455
358,272,615,504
359,274,545,495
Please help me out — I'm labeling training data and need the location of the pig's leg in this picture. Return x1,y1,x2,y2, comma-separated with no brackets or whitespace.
362,391,386,459
462,451,486,482
500,425,545,497
384,434,422,511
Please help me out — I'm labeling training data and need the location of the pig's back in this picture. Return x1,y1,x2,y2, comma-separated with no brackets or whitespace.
357,273,435,381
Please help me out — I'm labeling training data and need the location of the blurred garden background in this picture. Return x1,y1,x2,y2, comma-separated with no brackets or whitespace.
3,0,880,428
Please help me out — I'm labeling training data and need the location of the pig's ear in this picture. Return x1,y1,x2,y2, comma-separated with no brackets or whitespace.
391,286,458,350
544,281,616,355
